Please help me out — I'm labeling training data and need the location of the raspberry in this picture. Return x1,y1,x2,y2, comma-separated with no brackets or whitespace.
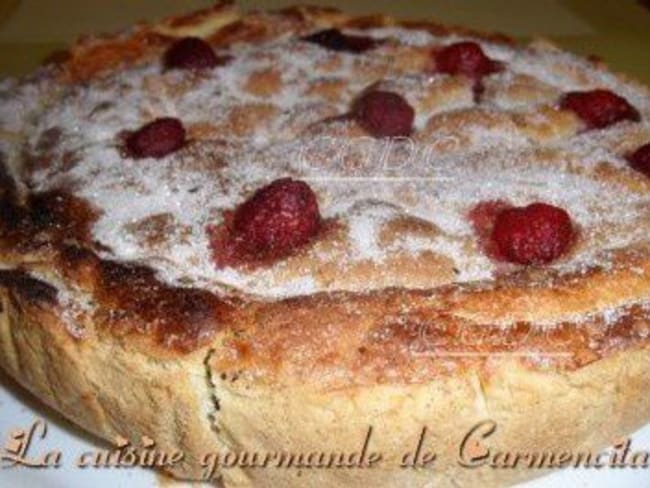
163,37,229,70
560,89,640,129
352,90,415,138
627,143,650,178
491,203,575,265
125,117,186,159
212,178,321,265
301,28,379,53
434,41,502,79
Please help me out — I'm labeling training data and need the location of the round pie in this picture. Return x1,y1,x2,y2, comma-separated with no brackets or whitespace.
1,2,650,487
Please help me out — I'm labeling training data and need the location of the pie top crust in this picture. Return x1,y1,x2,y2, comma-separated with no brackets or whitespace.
1,2,650,387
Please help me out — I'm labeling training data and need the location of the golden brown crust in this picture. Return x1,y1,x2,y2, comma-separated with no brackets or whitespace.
0,281,223,481
2,187,650,376
210,344,650,487
56,1,241,82
210,278,650,389
52,1,518,83
2,282,650,487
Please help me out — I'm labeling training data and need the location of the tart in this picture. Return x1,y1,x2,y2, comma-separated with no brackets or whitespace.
1,2,650,487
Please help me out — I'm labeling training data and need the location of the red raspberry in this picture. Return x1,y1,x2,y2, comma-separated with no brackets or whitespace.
352,90,415,138
491,203,575,265
212,178,321,265
125,117,186,159
163,37,229,70
560,89,640,129
434,41,502,79
301,28,378,53
627,143,650,177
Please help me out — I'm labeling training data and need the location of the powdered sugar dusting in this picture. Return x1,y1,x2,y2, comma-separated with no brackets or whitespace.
5,22,650,298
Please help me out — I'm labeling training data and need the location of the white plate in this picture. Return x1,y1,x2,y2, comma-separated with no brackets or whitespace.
2,367,649,487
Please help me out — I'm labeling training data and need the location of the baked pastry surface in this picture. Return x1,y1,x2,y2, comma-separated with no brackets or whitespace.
1,2,650,487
